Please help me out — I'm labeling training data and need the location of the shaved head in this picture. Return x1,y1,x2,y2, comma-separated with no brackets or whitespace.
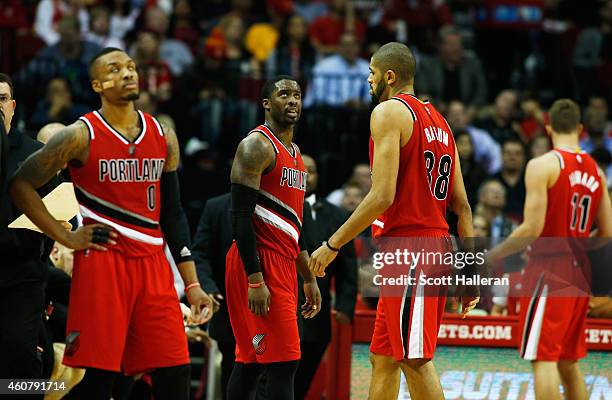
371,42,416,85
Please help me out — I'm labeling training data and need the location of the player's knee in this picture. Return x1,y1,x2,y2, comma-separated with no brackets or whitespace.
370,353,399,374
557,360,579,377
400,357,431,372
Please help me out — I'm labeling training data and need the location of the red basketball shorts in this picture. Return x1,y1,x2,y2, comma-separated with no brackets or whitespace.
370,233,450,361
518,258,589,361
63,247,189,375
225,242,300,364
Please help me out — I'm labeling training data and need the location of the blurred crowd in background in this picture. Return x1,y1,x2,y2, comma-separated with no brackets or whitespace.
1,0,612,317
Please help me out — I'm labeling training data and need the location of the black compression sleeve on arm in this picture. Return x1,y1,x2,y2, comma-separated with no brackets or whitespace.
231,183,260,275
160,171,194,264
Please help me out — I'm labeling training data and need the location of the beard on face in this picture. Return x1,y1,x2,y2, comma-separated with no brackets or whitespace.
122,92,140,101
370,77,386,105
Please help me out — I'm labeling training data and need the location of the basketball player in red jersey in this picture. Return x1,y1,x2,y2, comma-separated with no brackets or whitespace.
10,48,214,399
488,99,612,400
225,75,322,400
309,42,478,400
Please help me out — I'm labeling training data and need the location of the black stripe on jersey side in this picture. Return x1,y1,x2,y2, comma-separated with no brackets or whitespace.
74,187,159,230
257,195,302,230
520,272,545,358
390,97,417,121
401,266,417,357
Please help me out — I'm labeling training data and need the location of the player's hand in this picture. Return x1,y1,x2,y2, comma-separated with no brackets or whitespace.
187,287,214,324
308,244,338,277
455,284,480,319
248,284,271,317
334,310,351,324
301,279,321,319
63,223,117,251
210,293,223,313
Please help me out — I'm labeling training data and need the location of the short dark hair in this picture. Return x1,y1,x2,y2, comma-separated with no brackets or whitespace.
371,42,416,85
88,47,125,79
502,137,526,153
549,99,581,134
261,75,297,100
0,73,14,98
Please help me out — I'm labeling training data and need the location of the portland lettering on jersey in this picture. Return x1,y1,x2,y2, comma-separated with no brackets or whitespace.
424,125,449,146
569,171,600,193
99,158,165,182
280,167,307,191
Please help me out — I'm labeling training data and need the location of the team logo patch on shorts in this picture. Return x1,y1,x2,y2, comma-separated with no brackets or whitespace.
252,334,267,355
65,331,80,357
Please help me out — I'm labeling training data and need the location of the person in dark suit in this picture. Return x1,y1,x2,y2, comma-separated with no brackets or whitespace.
192,192,234,399
295,155,358,399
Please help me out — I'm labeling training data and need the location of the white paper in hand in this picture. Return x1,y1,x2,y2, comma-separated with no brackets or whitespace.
8,182,79,232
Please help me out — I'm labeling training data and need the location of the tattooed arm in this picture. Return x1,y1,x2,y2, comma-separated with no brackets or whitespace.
9,121,115,251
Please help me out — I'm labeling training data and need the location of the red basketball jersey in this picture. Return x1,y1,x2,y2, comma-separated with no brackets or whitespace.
540,149,603,238
369,94,456,237
69,110,167,256
249,125,306,259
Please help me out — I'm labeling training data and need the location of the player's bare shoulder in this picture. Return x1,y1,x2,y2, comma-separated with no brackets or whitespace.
525,150,560,186
160,122,180,171
235,133,276,170
370,98,413,142
43,120,90,164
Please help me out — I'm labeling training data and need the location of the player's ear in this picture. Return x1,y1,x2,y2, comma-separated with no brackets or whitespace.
262,98,270,111
386,70,397,85
544,124,553,137
91,79,102,94
576,123,583,134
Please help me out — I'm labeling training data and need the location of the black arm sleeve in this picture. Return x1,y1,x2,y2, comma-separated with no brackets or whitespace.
159,171,194,264
231,183,260,276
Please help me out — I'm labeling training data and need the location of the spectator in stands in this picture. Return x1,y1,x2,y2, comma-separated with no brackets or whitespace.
339,181,365,214
132,31,172,103
194,14,259,152
327,163,371,206
573,0,612,102
85,6,124,49
34,0,90,46
475,89,522,144
520,97,546,140
169,0,200,56
382,0,452,53
19,15,101,109
308,0,366,55
492,138,526,220
529,135,551,159
455,129,487,207
106,0,141,41
447,100,501,174
474,179,516,239
580,102,612,153
134,91,157,116
416,26,487,114
142,6,194,76
294,0,328,23
303,33,370,109
473,213,490,238
266,14,316,84
0,0,29,33
591,147,612,187
30,78,89,131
